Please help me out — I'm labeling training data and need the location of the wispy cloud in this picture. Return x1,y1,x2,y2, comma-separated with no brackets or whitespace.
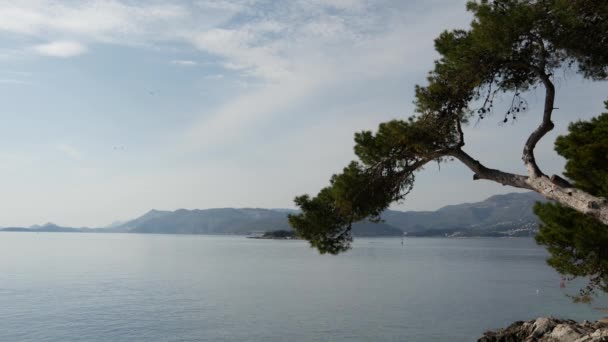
181,1,470,150
32,41,87,58
186,25,291,80
205,74,224,79
0,0,476,226
0,70,32,77
0,70,35,85
0,1,463,76
324,0,365,10
0,48,27,60
170,60,197,66
183,73,320,149
55,143,83,160
0,0,471,151
0,79,35,85
0,1,188,39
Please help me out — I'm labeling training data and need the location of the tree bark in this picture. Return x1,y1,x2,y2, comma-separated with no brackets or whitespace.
443,66,608,225
525,175,608,225
449,149,532,189
522,70,555,178
521,68,608,224
449,147,608,225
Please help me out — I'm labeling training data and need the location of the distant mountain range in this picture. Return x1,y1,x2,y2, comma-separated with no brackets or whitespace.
0,192,547,237
386,192,547,237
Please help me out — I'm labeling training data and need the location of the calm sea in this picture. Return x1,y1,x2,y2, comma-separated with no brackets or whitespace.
0,233,605,341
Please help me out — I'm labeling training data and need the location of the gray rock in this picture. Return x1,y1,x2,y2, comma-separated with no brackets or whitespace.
574,328,608,342
479,317,608,342
549,324,584,341
533,317,557,337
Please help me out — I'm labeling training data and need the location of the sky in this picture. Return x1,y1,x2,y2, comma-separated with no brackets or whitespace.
0,0,605,227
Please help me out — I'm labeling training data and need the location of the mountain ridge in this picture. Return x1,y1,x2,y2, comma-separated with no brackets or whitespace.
0,192,547,237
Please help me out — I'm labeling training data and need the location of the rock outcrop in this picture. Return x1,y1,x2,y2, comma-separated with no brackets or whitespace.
479,317,608,342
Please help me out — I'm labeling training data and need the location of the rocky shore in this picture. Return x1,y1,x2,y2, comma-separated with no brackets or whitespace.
479,317,608,342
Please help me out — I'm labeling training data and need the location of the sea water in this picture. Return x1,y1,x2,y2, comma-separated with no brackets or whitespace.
0,233,605,341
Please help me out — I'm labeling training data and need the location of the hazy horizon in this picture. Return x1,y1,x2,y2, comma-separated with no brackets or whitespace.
1,190,543,229
0,0,605,227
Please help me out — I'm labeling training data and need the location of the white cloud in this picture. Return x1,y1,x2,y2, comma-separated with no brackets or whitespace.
0,70,32,77
55,143,83,160
0,1,465,76
223,62,248,70
0,70,35,85
186,26,291,80
181,1,470,150
0,48,27,60
0,1,245,63
0,0,492,226
0,1,189,39
170,60,198,66
313,0,366,11
195,0,247,13
205,74,224,79
183,72,321,149
0,79,34,85
32,41,87,58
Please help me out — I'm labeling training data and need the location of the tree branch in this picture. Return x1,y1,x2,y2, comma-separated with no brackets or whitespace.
522,68,555,177
449,148,532,189
526,175,608,225
455,118,465,148
447,147,608,225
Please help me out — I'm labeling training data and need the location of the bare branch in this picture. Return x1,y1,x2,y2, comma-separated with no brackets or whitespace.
446,145,608,225
449,148,532,189
455,118,465,148
522,68,555,177
446,147,608,225
526,175,608,225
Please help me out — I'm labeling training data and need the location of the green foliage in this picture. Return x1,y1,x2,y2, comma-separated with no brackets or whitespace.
289,115,465,253
554,112,608,197
291,0,608,254
535,203,608,301
289,188,355,255
289,159,415,254
535,112,608,301
418,0,607,123
262,230,296,239
353,118,457,166
549,0,608,79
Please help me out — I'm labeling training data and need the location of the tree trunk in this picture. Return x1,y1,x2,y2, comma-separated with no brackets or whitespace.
448,148,608,225
525,175,608,225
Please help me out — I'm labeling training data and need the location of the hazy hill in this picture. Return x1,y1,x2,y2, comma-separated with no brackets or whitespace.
114,208,402,236
111,192,545,236
1,192,547,237
2,223,86,233
383,192,547,235
118,208,291,234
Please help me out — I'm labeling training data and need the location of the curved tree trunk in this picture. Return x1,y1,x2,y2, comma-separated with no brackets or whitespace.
444,66,608,225
520,67,608,225
448,148,608,225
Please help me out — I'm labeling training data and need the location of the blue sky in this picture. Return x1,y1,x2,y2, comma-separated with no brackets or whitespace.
0,0,605,227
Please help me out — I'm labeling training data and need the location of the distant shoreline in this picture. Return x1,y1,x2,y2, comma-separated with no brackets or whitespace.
0,192,543,238
0,229,536,239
